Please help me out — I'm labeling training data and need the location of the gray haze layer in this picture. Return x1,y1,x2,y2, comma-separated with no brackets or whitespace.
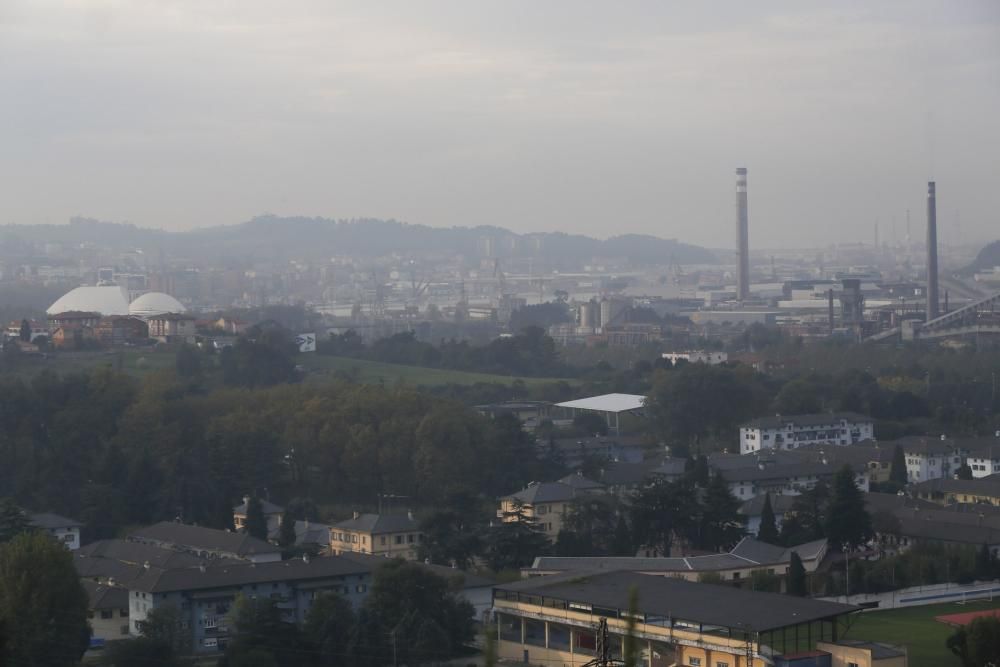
1,0,998,248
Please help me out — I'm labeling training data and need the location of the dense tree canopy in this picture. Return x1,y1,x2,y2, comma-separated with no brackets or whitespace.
0,532,90,667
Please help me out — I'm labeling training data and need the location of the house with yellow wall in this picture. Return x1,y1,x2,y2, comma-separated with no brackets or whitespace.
330,512,422,560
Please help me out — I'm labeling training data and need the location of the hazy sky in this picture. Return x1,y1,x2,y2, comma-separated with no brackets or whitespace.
2,1,998,248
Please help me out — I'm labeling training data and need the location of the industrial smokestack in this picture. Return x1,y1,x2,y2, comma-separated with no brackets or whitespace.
736,168,750,301
926,181,939,321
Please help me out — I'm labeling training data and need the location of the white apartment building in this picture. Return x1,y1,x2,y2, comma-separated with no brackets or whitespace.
29,512,82,550
965,435,1000,478
899,436,968,483
740,412,874,455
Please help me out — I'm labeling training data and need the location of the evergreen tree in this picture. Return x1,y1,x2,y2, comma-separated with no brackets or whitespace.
757,493,779,544
787,551,807,596
304,591,356,666
957,464,974,481
613,514,633,556
18,319,30,342
0,499,31,543
0,532,91,667
485,500,549,571
698,473,746,551
889,444,908,485
278,512,297,548
244,496,269,541
825,466,873,551
977,543,996,580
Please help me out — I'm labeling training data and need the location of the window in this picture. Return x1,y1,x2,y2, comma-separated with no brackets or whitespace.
121,625,129,635
847,663,859,667
100,610,113,619
537,505,548,515
380,536,386,545
716,662,729,667
120,609,128,617
689,659,702,667
395,535,403,545
351,534,358,543
407,534,414,543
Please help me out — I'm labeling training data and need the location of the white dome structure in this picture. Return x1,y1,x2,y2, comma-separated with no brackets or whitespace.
47,285,130,316
128,292,186,318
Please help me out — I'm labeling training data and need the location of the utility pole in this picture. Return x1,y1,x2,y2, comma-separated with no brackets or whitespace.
581,618,625,667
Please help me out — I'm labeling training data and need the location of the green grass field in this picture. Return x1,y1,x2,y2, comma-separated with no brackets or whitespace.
300,354,574,387
3,350,573,389
3,348,176,380
842,600,1000,667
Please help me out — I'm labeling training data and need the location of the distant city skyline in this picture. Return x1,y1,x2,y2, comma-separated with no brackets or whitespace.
1,1,998,249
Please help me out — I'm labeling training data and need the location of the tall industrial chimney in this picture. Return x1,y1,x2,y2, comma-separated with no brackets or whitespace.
736,168,750,301
926,181,939,321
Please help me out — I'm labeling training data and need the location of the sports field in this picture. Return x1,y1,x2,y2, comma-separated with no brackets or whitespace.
842,600,1000,667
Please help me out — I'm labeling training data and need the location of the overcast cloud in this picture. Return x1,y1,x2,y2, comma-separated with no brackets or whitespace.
1,0,998,248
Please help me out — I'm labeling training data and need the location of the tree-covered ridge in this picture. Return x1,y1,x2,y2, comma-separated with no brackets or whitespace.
0,215,717,264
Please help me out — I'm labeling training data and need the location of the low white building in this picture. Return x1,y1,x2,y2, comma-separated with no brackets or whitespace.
661,350,728,366
739,412,874,455
29,512,82,550
899,436,967,483
965,435,1000,478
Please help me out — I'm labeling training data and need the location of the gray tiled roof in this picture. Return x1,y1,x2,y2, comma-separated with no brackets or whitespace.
496,571,858,633
530,537,827,574
78,539,223,569
81,579,129,610
742,412,872,430
128,554,373,594
504,482,579,504
129,521,281,557
29,512,82,529
333,513,419,534
557,473,606,491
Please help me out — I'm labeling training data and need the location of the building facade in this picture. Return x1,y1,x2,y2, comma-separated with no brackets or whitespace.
740,413,874,455
330,512,423,560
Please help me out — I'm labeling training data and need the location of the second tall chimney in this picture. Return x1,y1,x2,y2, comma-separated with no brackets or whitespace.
736,168,750,301
926,181,939,321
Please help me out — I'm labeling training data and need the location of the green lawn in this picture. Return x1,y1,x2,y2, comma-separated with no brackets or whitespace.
3,348,176,379
842,600,1000,667
300,355,575,388
3,350,575,389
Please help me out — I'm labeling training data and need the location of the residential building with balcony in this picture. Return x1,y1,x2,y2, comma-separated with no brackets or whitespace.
740,413,874,455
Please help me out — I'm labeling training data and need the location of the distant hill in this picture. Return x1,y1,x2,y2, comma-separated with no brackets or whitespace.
0,216,717,265
959,240,1000,276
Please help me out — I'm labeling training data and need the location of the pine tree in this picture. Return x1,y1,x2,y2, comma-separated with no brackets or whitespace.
889,444,908,485
18,320,30,342
245,496,269,541
825,466,873,551
0,500,31,544
757,493,779,544
698,472,745,551
278,511,297,548
787,551,807,596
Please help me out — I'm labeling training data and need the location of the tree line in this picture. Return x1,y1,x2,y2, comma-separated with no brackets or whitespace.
0,367,559,542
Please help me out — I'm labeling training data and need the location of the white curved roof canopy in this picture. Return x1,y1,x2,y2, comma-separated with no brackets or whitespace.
128,292,186,317
47,286,130,316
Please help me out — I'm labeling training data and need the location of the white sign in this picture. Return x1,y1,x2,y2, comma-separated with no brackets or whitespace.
295,333,316,353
